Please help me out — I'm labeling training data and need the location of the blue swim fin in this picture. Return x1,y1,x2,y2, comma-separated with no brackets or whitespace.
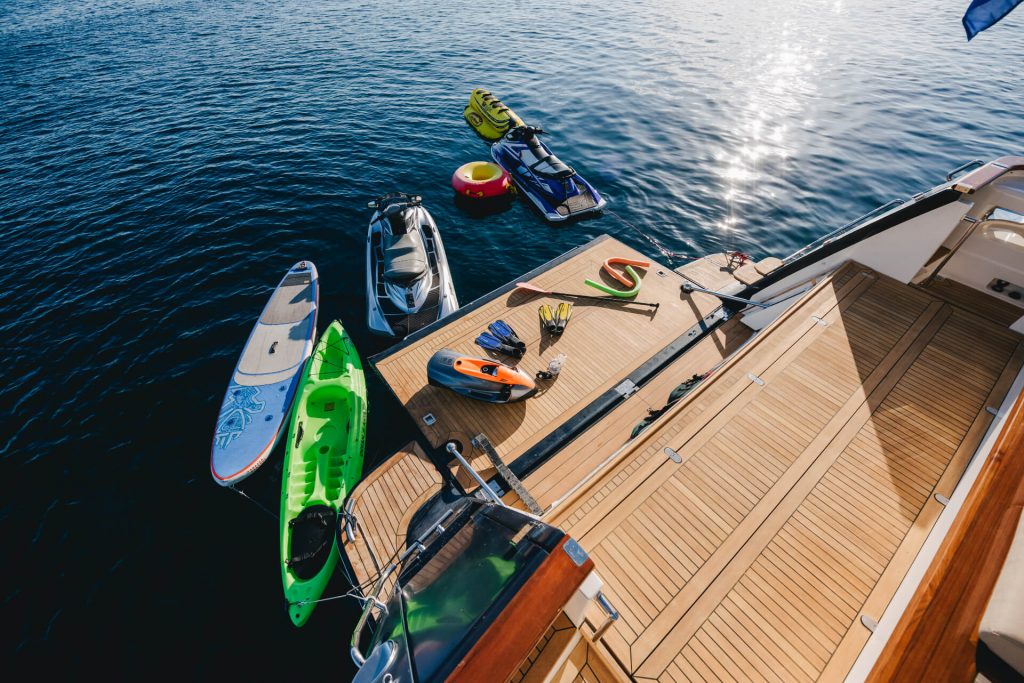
488,320,527,353
475,331,524,358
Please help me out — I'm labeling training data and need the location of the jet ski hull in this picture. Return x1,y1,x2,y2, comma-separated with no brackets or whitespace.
491,135,605,223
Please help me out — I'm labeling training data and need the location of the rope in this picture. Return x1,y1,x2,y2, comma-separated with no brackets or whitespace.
604,209,700,265
605,208,754,270
229,485,278,521
288,537,412,608
290,586,366,607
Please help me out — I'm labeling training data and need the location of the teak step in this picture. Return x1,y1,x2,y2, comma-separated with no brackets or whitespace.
473,433,543,515
733,257,783,286
754,256,783,275
731,263,762,285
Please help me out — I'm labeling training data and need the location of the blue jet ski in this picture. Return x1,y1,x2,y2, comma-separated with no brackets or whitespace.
490,125,605,223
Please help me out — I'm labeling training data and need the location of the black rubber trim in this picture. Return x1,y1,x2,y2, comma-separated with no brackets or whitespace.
739,187,963,300
977,640,1024,683
508,306,728,483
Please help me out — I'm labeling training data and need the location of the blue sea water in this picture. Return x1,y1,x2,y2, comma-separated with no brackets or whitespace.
1,0,1022,677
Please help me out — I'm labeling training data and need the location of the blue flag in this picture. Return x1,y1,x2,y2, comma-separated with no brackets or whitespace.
963,0,1023,40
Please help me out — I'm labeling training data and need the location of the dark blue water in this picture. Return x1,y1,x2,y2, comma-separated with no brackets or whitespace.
2,0,1022,677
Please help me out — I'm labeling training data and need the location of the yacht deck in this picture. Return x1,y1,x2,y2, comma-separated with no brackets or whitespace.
543,262,1024,681
341,441,441,590
346,246,1024,682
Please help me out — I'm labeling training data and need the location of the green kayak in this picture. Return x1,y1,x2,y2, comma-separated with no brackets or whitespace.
280,319,367,627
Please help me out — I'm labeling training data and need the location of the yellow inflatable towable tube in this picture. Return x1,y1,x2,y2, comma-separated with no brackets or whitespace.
463,89,524,142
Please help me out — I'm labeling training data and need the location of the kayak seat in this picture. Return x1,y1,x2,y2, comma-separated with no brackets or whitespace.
287,505,337,580
383,232,428,283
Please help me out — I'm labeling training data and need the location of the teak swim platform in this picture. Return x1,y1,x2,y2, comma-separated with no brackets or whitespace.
342,156,1024,683
371,236,728,485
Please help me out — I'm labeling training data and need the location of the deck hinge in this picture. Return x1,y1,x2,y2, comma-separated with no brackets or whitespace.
986,406,999,416
665,447,683,464
935,493,951,506
563,538,590,567
861,615,878,632
614,379,640,398
811,316,829,326
747,373,765,386
963,215,979,223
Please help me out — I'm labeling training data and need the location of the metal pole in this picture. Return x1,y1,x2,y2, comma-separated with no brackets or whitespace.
446,442,506,506
681,282,771,308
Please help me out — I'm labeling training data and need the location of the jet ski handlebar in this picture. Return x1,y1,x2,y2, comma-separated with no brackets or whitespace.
367,193,422,209
510,124,546,137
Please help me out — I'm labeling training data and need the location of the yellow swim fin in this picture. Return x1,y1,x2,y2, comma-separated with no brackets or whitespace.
538,304,557,333
554,302,573,334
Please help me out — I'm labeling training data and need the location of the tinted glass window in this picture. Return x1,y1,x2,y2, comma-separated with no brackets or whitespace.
402,510,542,681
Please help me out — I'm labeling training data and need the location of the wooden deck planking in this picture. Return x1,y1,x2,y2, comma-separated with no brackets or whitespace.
866,371,1024,681
499,317,753,512
372,236,723,476
674,252,744,291
666,322,1023,682
508,614,628,683
537,263,1023,681
341,441,442,589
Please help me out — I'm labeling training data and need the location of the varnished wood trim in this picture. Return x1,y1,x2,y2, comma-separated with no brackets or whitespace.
953,156,1024,194
867,381,1024,682
447,536,594,683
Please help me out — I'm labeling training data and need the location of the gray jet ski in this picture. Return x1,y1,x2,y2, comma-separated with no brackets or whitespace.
366,193,459,338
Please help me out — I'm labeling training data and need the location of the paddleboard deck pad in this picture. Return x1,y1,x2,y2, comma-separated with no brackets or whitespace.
211,261,318,485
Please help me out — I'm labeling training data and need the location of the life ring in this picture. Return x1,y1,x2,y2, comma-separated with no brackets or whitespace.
451,161,511,199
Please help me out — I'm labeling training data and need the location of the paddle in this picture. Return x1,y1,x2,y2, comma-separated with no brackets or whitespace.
515,281,660,309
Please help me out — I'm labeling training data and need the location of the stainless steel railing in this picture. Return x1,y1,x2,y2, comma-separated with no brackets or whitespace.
946,159,984,182
446,442,506,506
350,509,454,667
592,591,620,641
784,198,905,265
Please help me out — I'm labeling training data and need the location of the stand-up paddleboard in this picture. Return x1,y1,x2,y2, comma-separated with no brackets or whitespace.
211,261,319,486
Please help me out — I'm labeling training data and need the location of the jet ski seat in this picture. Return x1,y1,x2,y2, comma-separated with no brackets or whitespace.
383,231,428,283
385,204,417,235
525,135,575,179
